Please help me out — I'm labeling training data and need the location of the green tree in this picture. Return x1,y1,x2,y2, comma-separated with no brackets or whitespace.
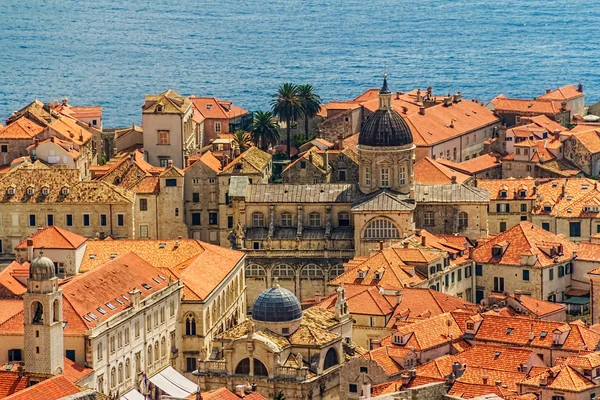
250,111,280,150
271,83,303,158
297,84,322,139
232,130,252,153
272,391,286,400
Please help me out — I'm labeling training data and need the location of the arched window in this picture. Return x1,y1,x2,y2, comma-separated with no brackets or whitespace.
338,212,350,227
363,219,400,239
272,264,295,278
280,212,293,227
97,342,103,360
118,363,123,383
186,315,196,335
309,212,321,227
110,367,116,388
458,212,468,228
161,337,166,358
235,358,250,375
53,299,60,322
125,359,131,380
301,264,324,279
424,211,435,226
252,212,265,227
98,376,104,394
324,348,339,370
31,301,44,324
154,342,159,361
329,265,345,280
147,345,152,366
254,359,268,376
246,264,266,278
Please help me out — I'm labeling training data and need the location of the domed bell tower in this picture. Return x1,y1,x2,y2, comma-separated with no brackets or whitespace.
358,75,415,196
23,252,64,375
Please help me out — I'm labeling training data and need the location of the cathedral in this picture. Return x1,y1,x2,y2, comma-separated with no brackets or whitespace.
229,76,490,305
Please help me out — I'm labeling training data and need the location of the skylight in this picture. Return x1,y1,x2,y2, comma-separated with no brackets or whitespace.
158,243,166,249
114,298,124,305
97,307,107,315
540,331,548,338
83,315,92,323
88,313,98,320
158,275,167,281
141,283,152,290
106,302,116,310
152,277,161,284
89,254,96,259
122,295,129,301
506,328,514,335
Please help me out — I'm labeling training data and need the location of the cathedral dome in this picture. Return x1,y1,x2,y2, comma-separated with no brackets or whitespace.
358,75,413,148
252,281,302,323
30,254,56,280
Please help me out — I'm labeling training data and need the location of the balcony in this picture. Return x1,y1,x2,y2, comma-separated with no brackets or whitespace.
243,248,355,259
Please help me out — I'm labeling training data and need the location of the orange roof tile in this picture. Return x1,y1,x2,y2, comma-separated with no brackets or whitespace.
471,222,576,267
414,157,470,184
134,176,160,194
509,293,565,317
15,226,86,250
190,97,248,121
493,98,567,115
186,151,222,173
62,357,93,383
521,364,595,392
361,346,407,376
0,117,45,139
447,380,506,399
538,85,584,102
0,372,29,398
3,375,80,400
570,128,600,154
438,153,502,175
0,263,27,297
199,387,267,400
370,375,445,396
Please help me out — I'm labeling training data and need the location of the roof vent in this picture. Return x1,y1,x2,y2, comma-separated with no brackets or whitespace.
141,283,152,290
158,243,166,249
110,253,117,259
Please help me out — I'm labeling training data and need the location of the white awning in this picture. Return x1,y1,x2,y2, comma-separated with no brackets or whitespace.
149,366,197,398
121,389,146,400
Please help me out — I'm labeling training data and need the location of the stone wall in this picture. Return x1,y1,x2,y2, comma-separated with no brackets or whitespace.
564,134,600,176
282,159,328,184
318,109,361,143
414,203,488,239
374,382,447,400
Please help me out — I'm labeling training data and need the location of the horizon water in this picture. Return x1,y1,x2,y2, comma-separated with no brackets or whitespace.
1,0,600,127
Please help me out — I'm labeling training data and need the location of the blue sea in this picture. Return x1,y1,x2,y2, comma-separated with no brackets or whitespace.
1,0,599,127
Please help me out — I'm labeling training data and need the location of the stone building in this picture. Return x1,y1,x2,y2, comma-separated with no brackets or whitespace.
142,90,196,169
195,281,355,400
537,83,586,117
488,96,571,127
563,127,600,177
190,97,249,147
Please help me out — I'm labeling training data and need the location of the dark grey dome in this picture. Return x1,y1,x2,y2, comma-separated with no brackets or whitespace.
30,255,55,280
358,109,413,147
252,286,302,323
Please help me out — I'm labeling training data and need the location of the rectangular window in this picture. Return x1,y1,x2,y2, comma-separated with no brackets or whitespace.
29,214,36,227
549,268,554,281
521,204,527,212
281,213,293,227
47,214,54,226
338,213,350,227
399,166,406,185
0,145,8,153
451,272,455,284
66,349,76,362
100,214,107,226
159,157,169,168
520,215,527,221
139,225,149,238
338,170,346,182
8,349,22,362
569,222,581,237
380,168,389,187
186,357,197,372
558,265,565,277
493,277,504,292
209,212,218,225
365,167,371,186
209,178,216,184
192,213,201,226
139,198,148,211
360,367,368,373
117,214,124,227
349,384,358,393
476,264,483,276
445,274,449,287
457,269,462,281
66,214,73,226
523,269,530,281
227,215,233,228
465,265,472,278
214,122,221,133
499,222,507,232
542,222,550,231
192,193,200,203
165,178,177,187
83,214,90,226
157,130,170,145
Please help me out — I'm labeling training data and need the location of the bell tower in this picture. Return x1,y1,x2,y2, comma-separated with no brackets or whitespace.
23,253,64,375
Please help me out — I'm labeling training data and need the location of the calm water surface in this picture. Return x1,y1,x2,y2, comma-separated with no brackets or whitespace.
1,0,599,126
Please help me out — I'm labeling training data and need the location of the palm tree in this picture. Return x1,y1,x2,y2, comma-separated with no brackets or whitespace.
250,111,280,150
297,84,322,139
271,83,303,158
272,391,285,400
232,130,252,153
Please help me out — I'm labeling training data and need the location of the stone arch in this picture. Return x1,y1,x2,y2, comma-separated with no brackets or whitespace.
161,336,166,358
246,264,266,278
31,301,44,324
362,217,400,240
300,264,324,279
328,264,345,281
324,347,339,370
272,264,295,279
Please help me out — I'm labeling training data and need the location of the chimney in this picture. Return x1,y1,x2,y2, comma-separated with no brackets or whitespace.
578,82,583,92
514,290,522,302
314,291,323,303
27,239,34,261
419,106,425,116
167,159,173,168
61,96,68,105
444,96,452,107
449,119,455,128
427,87,433,97
371,339,381,349
396,290,402,305
400,373,412,386
452,362,464,379
416,89,422,102
34,138,40,147
495,380,502,386
396,91,401,100
128,288,142,309
421,235,427,246
481,374,489,385
403,242,409,249
309,152,313,164
451,175,457,184
468,247,475,260
553,129,561,140
379,241,384,251
174,240,180,249
337,133,344,150
561,101,567,112
323,150,329,169
546,88,551,94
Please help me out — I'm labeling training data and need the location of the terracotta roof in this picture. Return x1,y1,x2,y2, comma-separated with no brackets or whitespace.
0,117,45,139
190,97,248,120
282,148,327,174
15,226,86,250
438,153,501,175
0,372,29,398
143,90,191,114
3,375,80,400
0,263,28,298
521,364,595,392
456,366,525,391
47,114,96,145
186,151,222,173
27,137,80,159
509,293,565,317
447,380,507,399
538,85,584,102
245,183,359,203
577,242,600,262
471,222,577,267
361,346,406,376
62,357,93,383
527,114,566,132
95,152,154,191
199,387,267,400
570,128,600,154
493,98,566,115
351,190,416,212
221,147,271,175
134,176,160,194
288,324,339,346
370,375,445,396
414,157,470,184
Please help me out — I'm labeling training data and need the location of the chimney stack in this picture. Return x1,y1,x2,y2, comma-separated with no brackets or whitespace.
444,96,452,107
128,288,142,309
481,374,489,385
323,150,329,169
451,175,457,184
309,152,313,164
396,290,402,305
396,91,401,100
419,106,426,116
27,239,34,261
167,159,173,168
561,101,567,112
379,241,384,251
403,242,409,249
578,82,583,92
416,89,422,102
337,133,344,150
421,235,427,246
546,88,551,94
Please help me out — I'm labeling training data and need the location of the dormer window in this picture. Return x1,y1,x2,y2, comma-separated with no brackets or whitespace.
492,246,504,257
500,190,507,198
26,186,35,196
41,186,50,196
357,270,366,279
7,187,15,196
543,205,552,212
466,322,474,330
206,104,212,110
61,187,70,196
519,190,527,197
300,161,307,169
374,272,382,280
155,104,164,113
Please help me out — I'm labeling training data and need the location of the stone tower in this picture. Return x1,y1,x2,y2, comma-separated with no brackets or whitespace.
23,253,64,375
357,75,415,196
